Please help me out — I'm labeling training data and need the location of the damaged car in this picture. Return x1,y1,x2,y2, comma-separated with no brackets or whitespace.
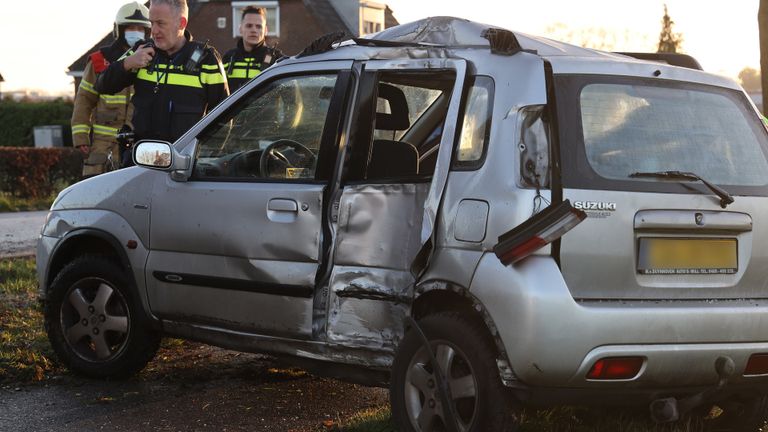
38,16,768,432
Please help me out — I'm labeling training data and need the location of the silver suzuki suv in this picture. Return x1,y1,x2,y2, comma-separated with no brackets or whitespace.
37,16,768,431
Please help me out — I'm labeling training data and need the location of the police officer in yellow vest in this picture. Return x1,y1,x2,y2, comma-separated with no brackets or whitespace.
222,6,283,92
71,2,150,177
96,0,229,165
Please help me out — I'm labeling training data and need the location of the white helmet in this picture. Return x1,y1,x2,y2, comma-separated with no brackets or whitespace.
113,2,150,38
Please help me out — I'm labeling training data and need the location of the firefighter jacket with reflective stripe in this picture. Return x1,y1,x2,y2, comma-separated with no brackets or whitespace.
222,39,282,92
96,32,229,143
71,40,134,148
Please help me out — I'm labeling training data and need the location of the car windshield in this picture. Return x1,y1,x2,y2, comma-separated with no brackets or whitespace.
580,83,768,186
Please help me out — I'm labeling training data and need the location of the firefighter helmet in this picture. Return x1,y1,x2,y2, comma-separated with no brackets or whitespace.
113,2,151,38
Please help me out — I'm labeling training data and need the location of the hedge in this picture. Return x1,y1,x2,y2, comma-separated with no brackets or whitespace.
0,99,73,147
0,147,82,198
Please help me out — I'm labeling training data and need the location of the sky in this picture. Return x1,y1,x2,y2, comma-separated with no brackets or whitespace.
0,0,760,95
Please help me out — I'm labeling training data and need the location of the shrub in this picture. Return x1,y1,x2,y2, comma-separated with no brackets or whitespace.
0,99,73,147
0,147,82,198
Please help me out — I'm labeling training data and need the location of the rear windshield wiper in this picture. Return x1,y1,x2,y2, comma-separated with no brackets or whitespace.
629,170,735,208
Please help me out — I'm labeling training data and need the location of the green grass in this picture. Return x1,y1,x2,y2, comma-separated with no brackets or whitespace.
336,406,393,432
0,257,59,383
0,192,56,212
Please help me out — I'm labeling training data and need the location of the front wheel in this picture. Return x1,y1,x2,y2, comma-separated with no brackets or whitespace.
44,255,160,378
390,312,520,432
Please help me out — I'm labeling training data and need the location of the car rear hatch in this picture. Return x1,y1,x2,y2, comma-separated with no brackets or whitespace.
552,71,768,300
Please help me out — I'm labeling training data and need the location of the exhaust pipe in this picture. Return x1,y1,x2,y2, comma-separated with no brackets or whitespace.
649,356,735,423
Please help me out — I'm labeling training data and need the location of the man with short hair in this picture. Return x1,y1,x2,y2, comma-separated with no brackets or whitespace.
96,0,228,165
72,1,150,177
222,6,283,92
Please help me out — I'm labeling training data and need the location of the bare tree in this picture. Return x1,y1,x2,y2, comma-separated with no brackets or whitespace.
739,67,762,92
759,0,768,112
657,4,683,53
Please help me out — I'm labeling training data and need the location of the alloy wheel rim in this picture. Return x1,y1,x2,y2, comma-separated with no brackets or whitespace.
60,277,131,362
404,340,479,432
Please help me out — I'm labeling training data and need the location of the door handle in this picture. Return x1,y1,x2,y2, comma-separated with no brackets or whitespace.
268,198,298,212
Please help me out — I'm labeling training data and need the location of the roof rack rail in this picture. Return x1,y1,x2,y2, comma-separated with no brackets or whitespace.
297,31,347,58
352,38,436,48
615,52,703,70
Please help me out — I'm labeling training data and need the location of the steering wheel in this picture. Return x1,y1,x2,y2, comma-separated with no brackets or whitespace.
259,139,316,179
228,148,263,177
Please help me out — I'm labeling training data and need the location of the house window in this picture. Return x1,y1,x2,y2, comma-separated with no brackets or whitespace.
232,1,280,38
362,21,382,35
360,4,384,35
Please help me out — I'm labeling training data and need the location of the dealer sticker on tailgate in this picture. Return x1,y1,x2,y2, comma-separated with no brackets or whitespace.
637,238,737,275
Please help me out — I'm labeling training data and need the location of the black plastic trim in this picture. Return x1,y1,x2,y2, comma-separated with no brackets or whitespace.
46,228,133,292
152,271,314,298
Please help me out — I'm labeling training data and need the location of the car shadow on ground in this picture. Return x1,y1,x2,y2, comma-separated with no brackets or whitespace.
0,341,389,432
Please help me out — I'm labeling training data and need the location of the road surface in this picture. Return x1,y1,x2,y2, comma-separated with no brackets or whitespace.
0,211,47,258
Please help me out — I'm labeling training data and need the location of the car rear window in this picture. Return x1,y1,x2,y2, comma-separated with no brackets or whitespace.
580,83,768,186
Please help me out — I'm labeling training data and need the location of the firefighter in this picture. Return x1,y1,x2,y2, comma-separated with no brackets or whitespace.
222,6,283,92
96,0,228,166
71,1,150,177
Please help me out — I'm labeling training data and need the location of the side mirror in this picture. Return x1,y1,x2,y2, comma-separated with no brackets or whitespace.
134,140,172,168
133,140,191,180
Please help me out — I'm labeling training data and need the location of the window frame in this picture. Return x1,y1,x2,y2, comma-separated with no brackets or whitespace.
190,71,352,184
555,74,768,196
343,69,457,184
451,75,495,171
231,0,280,38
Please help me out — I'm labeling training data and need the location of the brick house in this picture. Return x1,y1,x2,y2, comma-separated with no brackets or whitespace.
67,0,399,92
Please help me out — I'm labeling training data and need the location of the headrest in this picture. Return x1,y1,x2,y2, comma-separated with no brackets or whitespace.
375,83,410,131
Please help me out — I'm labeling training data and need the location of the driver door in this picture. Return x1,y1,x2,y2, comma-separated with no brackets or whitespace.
145,61,353,338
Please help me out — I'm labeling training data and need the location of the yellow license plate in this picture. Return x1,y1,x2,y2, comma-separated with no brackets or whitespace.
637,238,737,275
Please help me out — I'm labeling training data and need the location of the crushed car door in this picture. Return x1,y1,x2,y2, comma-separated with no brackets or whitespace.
321,59,467,348
145,61,354,337
554,72,768,301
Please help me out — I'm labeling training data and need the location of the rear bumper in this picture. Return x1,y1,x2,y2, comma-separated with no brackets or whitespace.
471,254,768,392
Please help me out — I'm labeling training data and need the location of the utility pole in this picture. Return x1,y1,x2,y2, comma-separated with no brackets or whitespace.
760,0,768,113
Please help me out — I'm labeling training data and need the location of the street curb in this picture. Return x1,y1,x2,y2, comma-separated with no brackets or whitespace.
0,249,36,260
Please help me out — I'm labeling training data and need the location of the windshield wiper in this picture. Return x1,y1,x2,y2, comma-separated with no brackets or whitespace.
629,170,735,208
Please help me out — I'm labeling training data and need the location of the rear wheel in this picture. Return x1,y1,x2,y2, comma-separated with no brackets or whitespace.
44,255,160,378
390,312,520,432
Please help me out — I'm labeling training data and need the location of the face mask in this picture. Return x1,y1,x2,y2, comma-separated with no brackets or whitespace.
124,30,146,47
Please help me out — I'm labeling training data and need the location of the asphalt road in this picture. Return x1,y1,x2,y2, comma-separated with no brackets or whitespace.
0,344,389,432
0,211,47,258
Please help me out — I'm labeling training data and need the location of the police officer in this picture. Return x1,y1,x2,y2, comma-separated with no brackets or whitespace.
71,2,150,177
96,0,229,166
222,6,283,92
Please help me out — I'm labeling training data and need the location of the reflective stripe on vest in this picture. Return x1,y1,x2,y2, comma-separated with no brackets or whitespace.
99,94,128,104
137,68,203,89
227,68,261,79
92,124,119,137
72,124,91,135
79,79,98,95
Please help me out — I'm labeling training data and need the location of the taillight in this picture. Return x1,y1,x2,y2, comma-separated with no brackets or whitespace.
745,354,768,375
587,357,644,380
494,200,587,266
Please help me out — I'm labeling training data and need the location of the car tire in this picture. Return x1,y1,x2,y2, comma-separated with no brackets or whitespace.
44,255,160,378
390,311,521,432
701,395,768,432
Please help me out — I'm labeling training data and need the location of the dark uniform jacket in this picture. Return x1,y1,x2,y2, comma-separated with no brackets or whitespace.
96,31,229,143
222,38,283,92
